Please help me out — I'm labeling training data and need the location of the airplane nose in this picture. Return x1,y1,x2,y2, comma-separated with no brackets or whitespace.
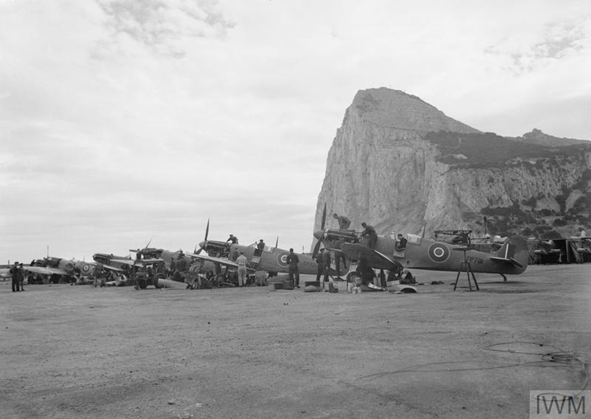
313,230,324,240
199,241,206,249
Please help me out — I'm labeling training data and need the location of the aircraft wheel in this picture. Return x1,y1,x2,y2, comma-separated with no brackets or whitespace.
154,274,164,288
137,278,147,289
214,274,225,287
202,277,212,289
346,272,362,285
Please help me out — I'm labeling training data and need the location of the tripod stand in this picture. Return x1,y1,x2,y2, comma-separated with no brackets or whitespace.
453,247,479,291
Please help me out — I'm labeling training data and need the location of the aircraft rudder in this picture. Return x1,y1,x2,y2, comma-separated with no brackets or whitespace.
499,236,529,272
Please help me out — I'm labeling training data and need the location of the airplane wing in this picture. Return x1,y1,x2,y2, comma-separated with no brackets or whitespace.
341,244,404,271
109,258,136,266
185,252,240,269
489,257,524,268
137,258,165,264
23,266,67,276
101,264,124,272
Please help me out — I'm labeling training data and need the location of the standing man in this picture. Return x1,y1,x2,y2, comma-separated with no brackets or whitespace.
169,256,177,276
93,263,104,288
360,222,378,249
10,262,21,292
333,213,351,230
315,248,325,283
334,250,347,277
18,263,25,291
236,252,248,287
321,248,332,287
286,248,300,288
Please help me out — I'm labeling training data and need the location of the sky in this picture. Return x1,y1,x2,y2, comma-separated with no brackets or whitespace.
1,0,590,264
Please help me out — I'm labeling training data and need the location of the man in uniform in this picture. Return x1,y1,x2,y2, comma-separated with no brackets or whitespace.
226,234,238,244
18,263,25,291
315,248,325,283
333,213,351,230
236,252,248,287
286,248,300,288
360,222,378,249
321,247,332,289
10,262,21,292
395,234,407,251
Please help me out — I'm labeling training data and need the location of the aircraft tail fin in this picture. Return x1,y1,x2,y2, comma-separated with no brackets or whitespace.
492,236,529,272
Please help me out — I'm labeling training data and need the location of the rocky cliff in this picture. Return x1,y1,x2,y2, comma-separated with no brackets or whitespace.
314,87,591,241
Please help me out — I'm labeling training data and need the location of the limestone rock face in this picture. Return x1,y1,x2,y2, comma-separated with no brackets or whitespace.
314,88,591,240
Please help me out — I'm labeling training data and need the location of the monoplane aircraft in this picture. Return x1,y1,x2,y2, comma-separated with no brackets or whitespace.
197,220,318,276
313,212,529,282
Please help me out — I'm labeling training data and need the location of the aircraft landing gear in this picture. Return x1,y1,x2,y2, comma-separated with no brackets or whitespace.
500,273,507,282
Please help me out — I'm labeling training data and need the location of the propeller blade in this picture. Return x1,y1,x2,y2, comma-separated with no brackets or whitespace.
145,236,153,250
312,240,322,259
275,237,279,248
321,203,327,230
205,219,210,242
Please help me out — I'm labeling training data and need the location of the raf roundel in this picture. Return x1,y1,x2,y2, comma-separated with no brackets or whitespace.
82,264,90,272
428,243,451,263
277,253,289,268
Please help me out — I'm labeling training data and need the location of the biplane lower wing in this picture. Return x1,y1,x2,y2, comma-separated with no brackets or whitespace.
341,244,404,271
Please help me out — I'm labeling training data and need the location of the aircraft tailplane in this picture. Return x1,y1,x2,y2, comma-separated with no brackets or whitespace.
492,236,529,273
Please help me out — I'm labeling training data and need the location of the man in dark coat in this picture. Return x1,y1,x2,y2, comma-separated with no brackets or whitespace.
286,248,300,288
10,262,21,292
360,222,378,249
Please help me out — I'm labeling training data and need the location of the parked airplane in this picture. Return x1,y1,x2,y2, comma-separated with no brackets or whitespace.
313,220,529,282
197,221,318,276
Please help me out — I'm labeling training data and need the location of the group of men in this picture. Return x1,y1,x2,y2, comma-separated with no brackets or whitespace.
9,262,25,292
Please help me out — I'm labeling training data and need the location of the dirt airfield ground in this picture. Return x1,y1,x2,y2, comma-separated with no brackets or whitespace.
1,265,590,419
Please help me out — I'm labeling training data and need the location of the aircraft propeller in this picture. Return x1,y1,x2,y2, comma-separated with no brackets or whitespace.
312,203,327,258
196,219,210,255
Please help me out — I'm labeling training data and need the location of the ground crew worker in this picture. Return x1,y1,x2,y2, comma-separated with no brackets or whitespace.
321,248,331,286
286,248,300,288
18,263,25,291
227,234,238,244
333,213,351,230
334,250,347,277
315,248,325,282
93,263,104,288
395,234,408,251
236,252,247,287
10,262,21,292
169,256,176,275
360,222,378,249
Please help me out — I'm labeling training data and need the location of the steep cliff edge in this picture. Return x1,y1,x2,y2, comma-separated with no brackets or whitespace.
314,87,591,241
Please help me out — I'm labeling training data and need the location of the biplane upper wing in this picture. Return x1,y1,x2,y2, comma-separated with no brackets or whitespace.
186,252,240,269
341,244,404,271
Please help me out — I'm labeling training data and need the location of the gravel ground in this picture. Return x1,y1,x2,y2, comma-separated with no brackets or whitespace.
1,265,589,419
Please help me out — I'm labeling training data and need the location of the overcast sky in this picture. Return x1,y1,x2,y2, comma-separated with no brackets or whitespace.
1,0,590,264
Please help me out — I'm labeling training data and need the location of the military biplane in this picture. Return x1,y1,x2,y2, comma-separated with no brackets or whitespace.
313,209,529,282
